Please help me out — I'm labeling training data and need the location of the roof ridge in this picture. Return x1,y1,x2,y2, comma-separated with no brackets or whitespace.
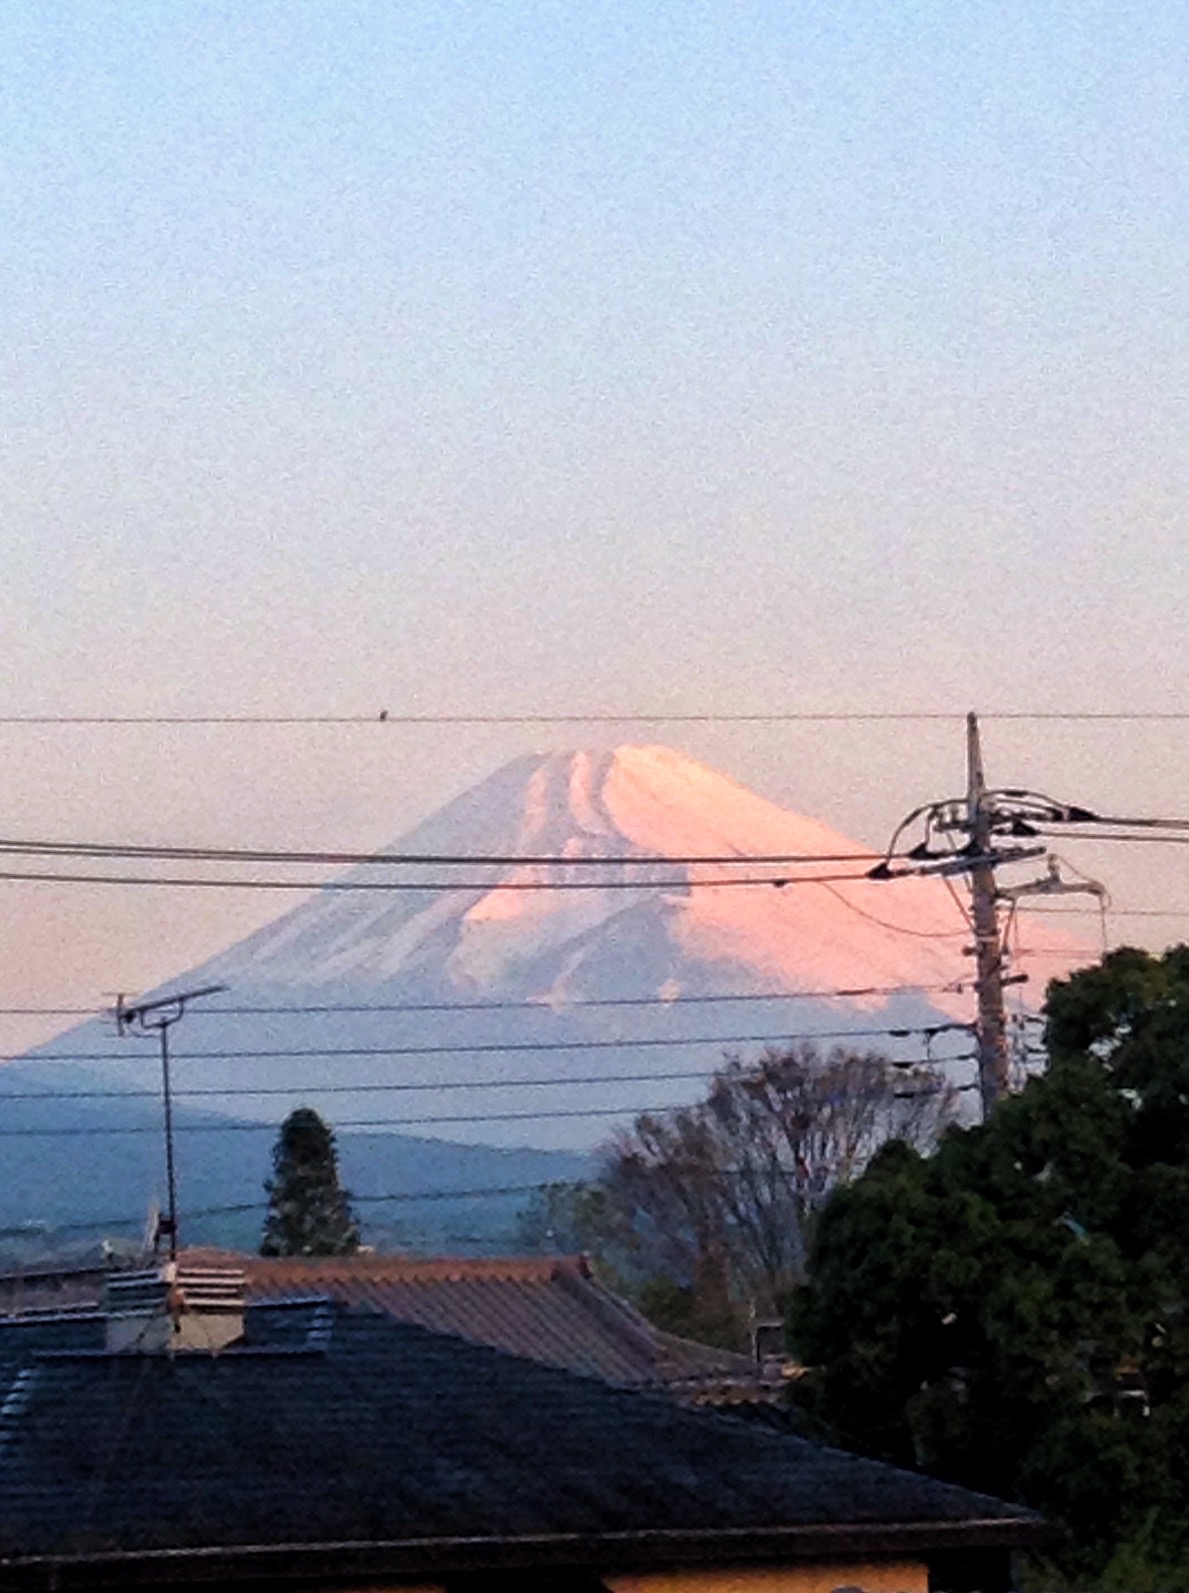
652,1325,756,1372
181,1248,574,1283
257,1257,564,1283
551,1262,670,1372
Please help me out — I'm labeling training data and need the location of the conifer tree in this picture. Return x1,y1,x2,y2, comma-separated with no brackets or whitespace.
261,1107,361,1257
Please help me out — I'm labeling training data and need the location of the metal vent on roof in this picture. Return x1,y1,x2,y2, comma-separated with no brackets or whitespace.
105,1263,246,1355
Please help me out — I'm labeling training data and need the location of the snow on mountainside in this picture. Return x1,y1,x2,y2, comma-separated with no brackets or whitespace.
193,745,980,999
22,747,1087,1189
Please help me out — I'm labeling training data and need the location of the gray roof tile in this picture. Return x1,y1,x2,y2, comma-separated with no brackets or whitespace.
0,1300,1041,1570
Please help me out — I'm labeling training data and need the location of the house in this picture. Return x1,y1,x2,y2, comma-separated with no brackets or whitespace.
0,1260,1045,1591
0,1250,775,1404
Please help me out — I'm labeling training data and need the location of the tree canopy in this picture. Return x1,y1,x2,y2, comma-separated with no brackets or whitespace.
261,1107,361,1257
789,947,1189,1586
522,1043,953,1349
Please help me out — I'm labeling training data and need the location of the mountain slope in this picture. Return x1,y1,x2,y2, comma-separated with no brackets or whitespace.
192,745,978,998
0,1062,587,1259
15,747,1083,1231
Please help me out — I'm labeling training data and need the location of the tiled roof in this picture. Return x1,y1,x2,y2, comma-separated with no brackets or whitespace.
0,1255,758,1395
0,1264,106,1317
0,1250,761,1396
230,1249,757,1389
0,1311,99,1372
0,1300,1043,1580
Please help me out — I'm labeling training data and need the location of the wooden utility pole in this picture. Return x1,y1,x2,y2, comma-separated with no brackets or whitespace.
874,712,1106,1122
965,712,1010,1117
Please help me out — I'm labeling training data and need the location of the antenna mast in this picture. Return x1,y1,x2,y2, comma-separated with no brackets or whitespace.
115,984,225,1260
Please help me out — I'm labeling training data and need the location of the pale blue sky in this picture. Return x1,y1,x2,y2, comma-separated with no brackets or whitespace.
0,1,1187,1029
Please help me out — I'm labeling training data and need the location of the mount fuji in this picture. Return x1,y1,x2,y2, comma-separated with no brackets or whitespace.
191,744,985,999
10,746,1083,1251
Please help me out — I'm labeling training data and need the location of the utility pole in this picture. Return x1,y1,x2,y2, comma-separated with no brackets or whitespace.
965,713,1010,1117
115,984,225,1260
870,711,1107,1122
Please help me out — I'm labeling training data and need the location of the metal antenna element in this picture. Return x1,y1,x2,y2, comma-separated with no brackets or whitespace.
114,985,226,1260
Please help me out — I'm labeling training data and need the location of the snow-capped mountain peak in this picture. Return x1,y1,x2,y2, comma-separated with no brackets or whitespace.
185,745,973,1001
25,746,1086,1155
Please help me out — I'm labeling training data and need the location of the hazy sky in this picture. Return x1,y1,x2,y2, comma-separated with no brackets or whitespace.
1,1,1188,1045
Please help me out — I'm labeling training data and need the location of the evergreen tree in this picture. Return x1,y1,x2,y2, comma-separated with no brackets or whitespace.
788,947,1189,1585
261,1107,361,1257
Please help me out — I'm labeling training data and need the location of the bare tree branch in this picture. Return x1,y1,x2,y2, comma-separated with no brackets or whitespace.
593,1044,955,1324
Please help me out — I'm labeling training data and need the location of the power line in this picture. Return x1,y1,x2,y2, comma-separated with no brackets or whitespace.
0,866,875,893
1023,906,1189,919
0,1112,630,1134
0,837,883,868
1,711,1188,726
1039,830,1189,847
24,1150,1001,1237
0,1054,975,1102
0,1083,963,1135
351,1183,574,1205
0,983,973,1020
0,1183,588,1239
815,880,969,940
866,714,1183,1114
1043,812,1189,832
9,1023,972,1066
0,712,959,726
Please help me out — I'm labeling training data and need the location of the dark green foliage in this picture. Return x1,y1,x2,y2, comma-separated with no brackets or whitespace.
261,1108,361,1257
789,947,1189,1585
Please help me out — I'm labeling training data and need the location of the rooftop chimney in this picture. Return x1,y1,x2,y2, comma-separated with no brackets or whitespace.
104,1262,246,1354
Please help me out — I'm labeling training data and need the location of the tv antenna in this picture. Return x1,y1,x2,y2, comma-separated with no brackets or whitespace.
114,984,225,1261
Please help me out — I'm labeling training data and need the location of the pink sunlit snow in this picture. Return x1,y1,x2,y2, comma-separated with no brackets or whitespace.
193,744,1084,1006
